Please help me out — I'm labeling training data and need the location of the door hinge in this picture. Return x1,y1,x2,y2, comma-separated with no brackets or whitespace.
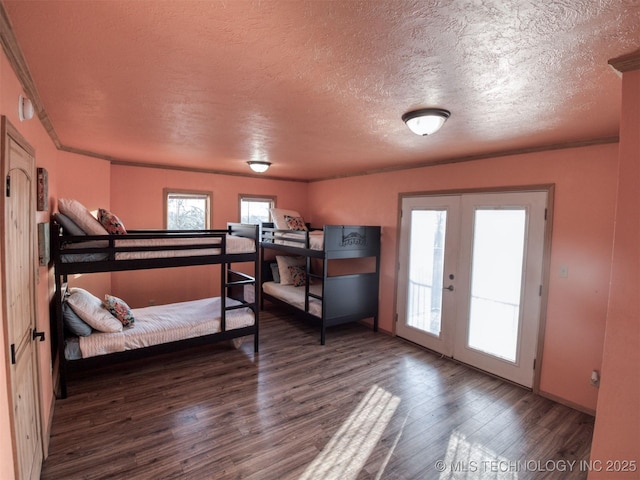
544,208,547,220
539,285,543,296
533,358,536,370
32,330,45,342
5,175,10,197
10,344,16,365
395,313,398,323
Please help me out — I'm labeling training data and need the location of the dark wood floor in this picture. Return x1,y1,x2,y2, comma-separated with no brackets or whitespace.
42,308,594,480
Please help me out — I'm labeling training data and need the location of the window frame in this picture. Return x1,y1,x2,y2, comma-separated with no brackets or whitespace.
163,188,213,230
238,194,276,225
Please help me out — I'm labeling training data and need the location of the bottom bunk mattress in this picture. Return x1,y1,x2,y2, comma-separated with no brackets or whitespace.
262,281,322,317
65,296,254,360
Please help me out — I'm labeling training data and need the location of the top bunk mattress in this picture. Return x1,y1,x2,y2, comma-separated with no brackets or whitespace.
58,234,256,263
261,225,381,257
270,231,324,251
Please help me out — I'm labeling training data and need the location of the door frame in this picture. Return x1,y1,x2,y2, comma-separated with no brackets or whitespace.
394,184,555,393
1,116,44,479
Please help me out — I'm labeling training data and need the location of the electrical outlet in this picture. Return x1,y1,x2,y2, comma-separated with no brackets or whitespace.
559,265,569,278
590,369,600,387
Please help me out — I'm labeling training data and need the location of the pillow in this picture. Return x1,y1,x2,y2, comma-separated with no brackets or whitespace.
270,263,281,283
270,208,303,230
275,255,305,285
58,198,108,236
284,215,308,231
66,287,122,333
62,302,92,336
98,208,127,235
53,212,86,236
288,265,307,287
103,294,135,327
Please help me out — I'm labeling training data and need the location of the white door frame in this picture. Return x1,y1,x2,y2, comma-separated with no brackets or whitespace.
394,185,554,392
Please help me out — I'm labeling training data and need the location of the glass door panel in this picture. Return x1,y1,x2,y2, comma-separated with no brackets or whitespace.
406,210,447,337
454,191,546,387
467,209,526,362
396,196,460,355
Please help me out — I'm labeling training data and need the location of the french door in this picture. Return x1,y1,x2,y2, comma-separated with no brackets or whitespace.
396,191,547,387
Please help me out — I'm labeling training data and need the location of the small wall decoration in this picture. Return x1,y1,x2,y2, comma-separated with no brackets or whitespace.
37,167,48,211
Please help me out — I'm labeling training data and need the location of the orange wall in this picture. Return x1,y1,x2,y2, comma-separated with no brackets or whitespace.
308,144,618,412
0,50,60,476
56,151,112,297
108,165,308,307
589,69,640,478
0,48,112,478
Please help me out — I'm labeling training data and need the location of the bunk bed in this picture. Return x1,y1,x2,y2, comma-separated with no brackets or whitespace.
50,201,259,398
260,209,381,344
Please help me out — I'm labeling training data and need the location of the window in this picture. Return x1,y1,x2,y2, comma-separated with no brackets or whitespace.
239,195,275,224
164,189,212,230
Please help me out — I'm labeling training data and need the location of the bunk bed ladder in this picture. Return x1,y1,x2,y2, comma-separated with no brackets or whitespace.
306,259,324,306
304,256,326,344
222,224,260,352
220,258,227,332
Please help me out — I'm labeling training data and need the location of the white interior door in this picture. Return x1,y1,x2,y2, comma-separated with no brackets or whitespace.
396,191,547,388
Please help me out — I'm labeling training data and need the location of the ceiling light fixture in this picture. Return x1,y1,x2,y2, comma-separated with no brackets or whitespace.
402,108,451,136
18,94,34,122
247,161,271,173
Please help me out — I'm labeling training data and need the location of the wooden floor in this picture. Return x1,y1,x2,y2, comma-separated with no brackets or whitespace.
42,308,594,480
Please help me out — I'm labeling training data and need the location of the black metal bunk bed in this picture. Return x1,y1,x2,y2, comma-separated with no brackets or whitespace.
260,224,381,344
50,222,260,398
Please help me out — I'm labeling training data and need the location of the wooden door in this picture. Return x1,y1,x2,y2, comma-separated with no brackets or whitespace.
1,117,43,480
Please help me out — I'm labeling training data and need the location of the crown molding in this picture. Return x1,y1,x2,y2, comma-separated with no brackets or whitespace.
0,2,61,147
309,137,619,182
609,49,640,74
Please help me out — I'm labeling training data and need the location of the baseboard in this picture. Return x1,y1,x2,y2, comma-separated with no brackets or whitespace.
357,318,392,336
393,333,597,416
43,389,55,459
539,390,596,416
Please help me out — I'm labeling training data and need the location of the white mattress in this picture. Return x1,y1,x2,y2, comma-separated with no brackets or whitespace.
61,234,255,262
262,281,322,317
115,234,256,258
272,231,324,250
77,296,254,358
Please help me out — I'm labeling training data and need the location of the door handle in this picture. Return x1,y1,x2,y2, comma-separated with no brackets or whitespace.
32,329,45,342
445,285,454,291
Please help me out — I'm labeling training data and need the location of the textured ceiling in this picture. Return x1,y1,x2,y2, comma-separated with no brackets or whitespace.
3,0,640,181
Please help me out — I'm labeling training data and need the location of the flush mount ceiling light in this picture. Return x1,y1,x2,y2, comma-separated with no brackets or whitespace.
402,108,451,136
247,161,271,173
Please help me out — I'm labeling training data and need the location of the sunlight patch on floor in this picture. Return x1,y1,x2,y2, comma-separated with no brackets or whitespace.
440,430,517,480
299,385,400,480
